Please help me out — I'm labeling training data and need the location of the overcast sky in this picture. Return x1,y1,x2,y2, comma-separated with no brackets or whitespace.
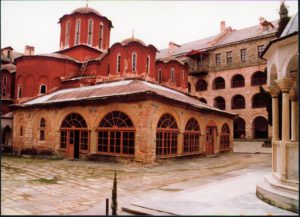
1,0,298,54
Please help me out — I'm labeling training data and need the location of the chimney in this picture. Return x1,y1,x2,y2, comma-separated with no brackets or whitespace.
24,45,35,55
220,21,226,33
168,41,180,55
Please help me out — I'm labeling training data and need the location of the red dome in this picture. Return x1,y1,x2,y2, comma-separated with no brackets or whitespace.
121,37,147,47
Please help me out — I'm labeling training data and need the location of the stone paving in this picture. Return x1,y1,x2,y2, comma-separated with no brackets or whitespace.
1,153,295,215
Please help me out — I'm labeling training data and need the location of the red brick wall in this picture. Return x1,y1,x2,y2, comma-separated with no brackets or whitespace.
58,46,102,62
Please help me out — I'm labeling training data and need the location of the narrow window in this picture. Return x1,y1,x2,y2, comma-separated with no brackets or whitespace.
20,127,23,136
99,24,103,49
132,52,137,72
65,21,70,47
117,54,121,73
158,69,162,83
146,56,150,74
2,88,6,97
7,50,11,58
17,86,22,98
40,84,47,94
75,19,81,45
240,49,247,62
3,77,7,86
215,53,221,65
39,118,46,141
226,51,232,64
87,19,94,46
171,68,175,83
258,45,265,58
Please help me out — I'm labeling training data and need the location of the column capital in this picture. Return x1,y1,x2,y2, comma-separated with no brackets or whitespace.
290,88,299,102
268,86,280,97
275,78,294,93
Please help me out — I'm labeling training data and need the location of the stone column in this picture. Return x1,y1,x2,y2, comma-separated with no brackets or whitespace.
178,130,184,155
268,86,280,141
89,129,98,154
276,78,293,141
275,78,293,179
290,88,299,141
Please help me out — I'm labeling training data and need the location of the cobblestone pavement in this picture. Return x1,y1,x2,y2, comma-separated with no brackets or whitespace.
1,153,283,215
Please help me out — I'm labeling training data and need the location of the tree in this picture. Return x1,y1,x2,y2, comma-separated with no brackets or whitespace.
111,171,118,215
276,0,291,37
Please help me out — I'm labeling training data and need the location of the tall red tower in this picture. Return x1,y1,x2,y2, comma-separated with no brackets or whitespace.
58,6,113,51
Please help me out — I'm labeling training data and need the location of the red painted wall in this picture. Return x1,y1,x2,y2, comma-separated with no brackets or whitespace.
58,46,102,62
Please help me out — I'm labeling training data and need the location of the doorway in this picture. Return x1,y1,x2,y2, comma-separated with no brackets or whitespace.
68,130,80,159
206,126,216,155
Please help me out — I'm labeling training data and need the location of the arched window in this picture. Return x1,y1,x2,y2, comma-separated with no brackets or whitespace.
231,95,245,109
117,54,121,73
231,74,245,88
65,20,70,47
188,82,191,93
220,124,230,151
213,96,225,110
20,126,23,136
253,116,268,138
17,86,22,98
87,19,94,46
170,68,175,83
252,93,268,108
132,52,137,72
75,19,81,45
251,71,267,86
158,69,162,83
183,118,201,154
2,88,6,97
199,98,207,104
213,77,225,90
156,113,178,156
97,111,135,155
146,55,150,74
99,23,104,49
195,79,207,91
3,76,7,86
234,117,246,139
60,113,88,152
39,118,46,141
40,84,47,94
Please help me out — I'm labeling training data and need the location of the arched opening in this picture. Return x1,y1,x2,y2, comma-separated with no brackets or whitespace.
220,123,230,151
213,96,225,110
97,111,135,156
40,84,47,94
199,98,207,104
213,77,225,90
156,113,178,157
206,120,217,155
1,126,12,147
195,79,207,91
234,117,246,139
251,71,267,86
252,93,268,108
253,116,268,139
183,118,201,154
60,113,89,158
231,74,245,88
231,95,245,109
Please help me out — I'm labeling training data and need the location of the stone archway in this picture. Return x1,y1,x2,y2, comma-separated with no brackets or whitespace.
1,126,12,146
253,116,268,139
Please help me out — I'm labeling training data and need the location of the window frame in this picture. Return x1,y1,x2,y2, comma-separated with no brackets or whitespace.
170,68,175,83
99,23,104,49
87,19,94,46
158,69,162,83
39,84,47,94
240,49,247,62
75,19,81,45
215,53,221,65
117,54,121,73
146,55,150,74
65,20,70,47
226,51,232,64
132,52,137,72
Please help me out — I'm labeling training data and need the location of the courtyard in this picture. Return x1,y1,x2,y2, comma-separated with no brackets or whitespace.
1,152,296,215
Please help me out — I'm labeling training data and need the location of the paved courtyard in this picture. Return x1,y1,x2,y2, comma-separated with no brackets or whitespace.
1,153,296,215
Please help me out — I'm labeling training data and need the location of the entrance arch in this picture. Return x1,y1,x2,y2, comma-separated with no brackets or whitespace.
60,113,89,158
233,117,246,139
253,116,268,139
1,126,12,146
206,120,217,155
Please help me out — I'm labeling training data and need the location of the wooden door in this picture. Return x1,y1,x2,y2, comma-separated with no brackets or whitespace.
66,131,75,158
206,127,215,155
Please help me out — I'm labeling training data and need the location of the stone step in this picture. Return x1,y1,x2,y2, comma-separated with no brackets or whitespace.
264,174,299,195
121,204,175,216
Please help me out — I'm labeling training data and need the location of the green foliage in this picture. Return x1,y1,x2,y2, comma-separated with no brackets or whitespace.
111,171,118,215
32,177,58,184
276,0,291,37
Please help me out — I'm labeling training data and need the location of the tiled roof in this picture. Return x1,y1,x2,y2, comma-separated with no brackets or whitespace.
15,79,235,117
280,13,298,37
15,52,80,63
157,20,278,59
1,112,13,119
